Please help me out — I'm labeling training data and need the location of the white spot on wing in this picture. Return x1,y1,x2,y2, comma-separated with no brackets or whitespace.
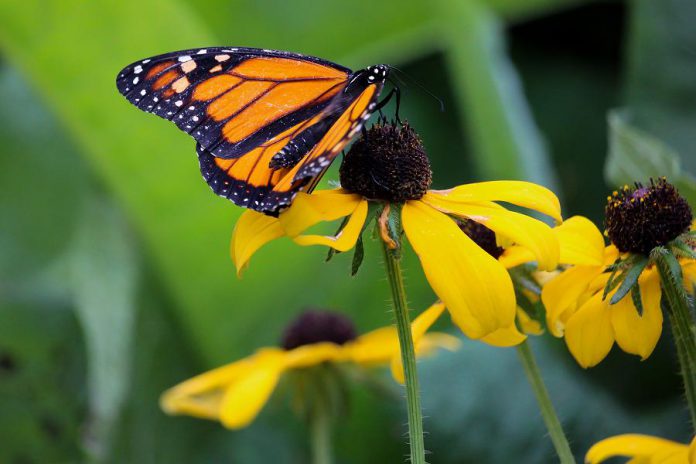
178,55,192,62
132,77,139,84
134,65,143,74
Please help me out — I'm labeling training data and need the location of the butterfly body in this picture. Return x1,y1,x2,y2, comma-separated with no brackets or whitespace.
116,47,389,214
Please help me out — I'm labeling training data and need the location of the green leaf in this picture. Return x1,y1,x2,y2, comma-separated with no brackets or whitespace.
610,255,649,305
671,239,696,260
325,216,350,263
602,258,624,300
436,0,558,189
351,236,365,277
68,197,138,460
605,110,696,204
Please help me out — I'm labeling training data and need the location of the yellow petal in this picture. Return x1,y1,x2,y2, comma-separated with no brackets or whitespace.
292,199,368,251
284,342,344,368
480,324,527,347
423,197,559,271
411,301,447,342
542,265,603,337
426,180,562,223
160,357,255,421
279,189,362,237
219,350,286,429
610,272,663,360
564,292,615,368
346,326,399,365
517,307,544,335
688,436,696,463
231,210,285,276
499,245,537,269
402,200,516,339
586,434,687,464
390,332,461,384
553,216,605,266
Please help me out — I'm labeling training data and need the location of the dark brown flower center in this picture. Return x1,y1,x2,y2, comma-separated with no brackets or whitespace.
605,177,692,255
339,121,432,202
458,219,504,259
281,310,358,350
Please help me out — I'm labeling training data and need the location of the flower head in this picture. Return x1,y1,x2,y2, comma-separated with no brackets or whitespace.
160,303,457,429
231,121,562,346
541,179,695,368
605,177,692,255
586,433,696,464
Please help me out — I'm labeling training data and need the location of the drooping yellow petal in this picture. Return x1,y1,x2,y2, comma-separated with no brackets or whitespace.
278,189,362,237
553,216,605,266
218,350,286,429
480,324,527,347
586,434,687,464
292,199,368,251
160,357,256,420
231,210,285,276
390,332,461,384
564,292,615,368
402,200,516,339
411,301,447,342
610,271,663,360
542,265,603,337
422,197,559,271
426,180,562,223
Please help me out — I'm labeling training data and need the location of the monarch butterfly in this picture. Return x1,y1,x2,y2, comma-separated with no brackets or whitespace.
116,47,393,215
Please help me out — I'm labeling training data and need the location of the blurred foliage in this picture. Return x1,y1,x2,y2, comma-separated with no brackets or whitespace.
0,0,694,462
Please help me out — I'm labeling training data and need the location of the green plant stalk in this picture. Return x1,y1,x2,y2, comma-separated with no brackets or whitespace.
309,391,333,464
381,242,426,464
655,256,696,429
516,341,576,464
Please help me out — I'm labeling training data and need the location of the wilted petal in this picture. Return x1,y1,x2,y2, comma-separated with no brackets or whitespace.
554,216,605,266
426,181,562,223
390,332,460,384
564,292,615,368
498,245,536,269
402,200,516,339
231,210,285,276
610,271,662,360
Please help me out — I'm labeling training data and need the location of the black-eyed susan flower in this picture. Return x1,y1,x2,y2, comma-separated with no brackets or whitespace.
160,302,457,429
541,179,695,368
586,434,695,464
231,122,562,346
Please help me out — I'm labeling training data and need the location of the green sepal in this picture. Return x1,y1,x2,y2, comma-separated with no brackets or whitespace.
387,203,404,259
325,216,350,262
610,255,649,305
510,264,542,296
630,283,645,316
670,238,696,260
603,257,625,300
351,236,365,276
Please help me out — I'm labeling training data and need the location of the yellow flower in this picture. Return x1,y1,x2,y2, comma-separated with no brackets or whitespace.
160,303,458,429
586,434,696,464
232,180,561,346
542,216,696,368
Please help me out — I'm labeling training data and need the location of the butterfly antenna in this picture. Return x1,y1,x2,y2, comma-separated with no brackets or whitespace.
387,65,445,113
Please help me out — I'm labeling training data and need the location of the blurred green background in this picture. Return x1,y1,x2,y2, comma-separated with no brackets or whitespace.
1,0,695,462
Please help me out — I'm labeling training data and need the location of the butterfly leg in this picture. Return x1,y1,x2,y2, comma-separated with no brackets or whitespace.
375,86,401,124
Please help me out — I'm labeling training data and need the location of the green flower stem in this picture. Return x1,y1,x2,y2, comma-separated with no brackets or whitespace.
309,385,333,464
381,242,426,464
655,255,696,429
516,341,576,464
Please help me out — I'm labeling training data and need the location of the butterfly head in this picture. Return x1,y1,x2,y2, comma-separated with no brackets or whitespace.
366,64,389,84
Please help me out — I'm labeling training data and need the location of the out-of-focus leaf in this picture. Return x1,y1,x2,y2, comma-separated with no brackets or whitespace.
68,197,138,460
624,0,696,175
605,110,696,204
0,64,88,282
421,338,689,463
437,0,559,190
0,302,86,463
